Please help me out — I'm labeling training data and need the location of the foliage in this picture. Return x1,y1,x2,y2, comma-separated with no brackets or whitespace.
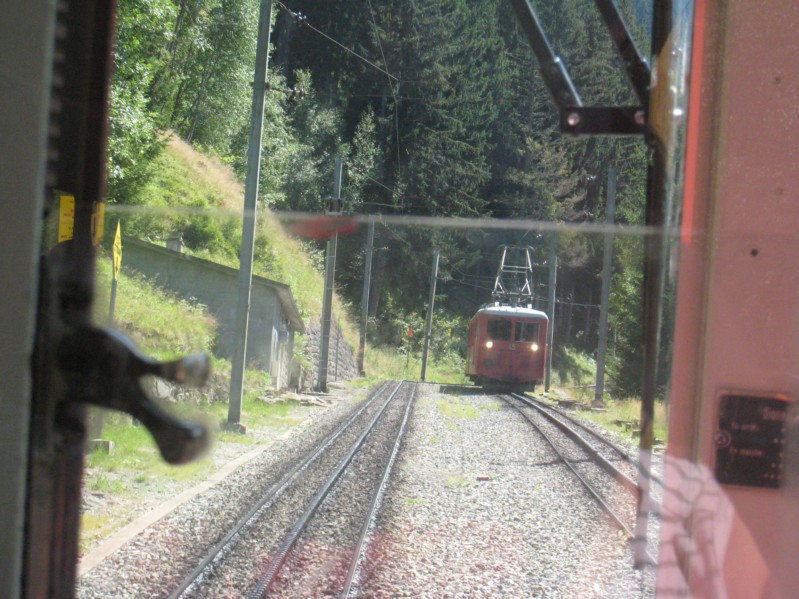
607,236,645,398
153,0,259,154
553,346,596,385
108,0,176,201
107,0,663,399
271,71,349,213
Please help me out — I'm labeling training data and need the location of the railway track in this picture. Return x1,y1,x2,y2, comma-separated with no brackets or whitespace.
79,384,657,597
512,393,663,494
169,381,416,598
503,392,660,568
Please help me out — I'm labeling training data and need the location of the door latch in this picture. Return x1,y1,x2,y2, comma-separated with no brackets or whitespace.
58,326,210,464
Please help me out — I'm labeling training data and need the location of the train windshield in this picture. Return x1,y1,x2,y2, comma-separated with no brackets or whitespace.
487,319,513,341
515,322,540,342
69,1,693,596
25,0,790,597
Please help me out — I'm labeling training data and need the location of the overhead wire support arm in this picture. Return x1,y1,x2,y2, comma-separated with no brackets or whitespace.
492,246,535,306
593,0,650,105
508,0,582,110
509,0,649,136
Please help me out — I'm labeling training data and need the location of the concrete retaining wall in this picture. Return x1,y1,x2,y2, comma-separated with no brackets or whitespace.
122,238,358,391
122,238,302,388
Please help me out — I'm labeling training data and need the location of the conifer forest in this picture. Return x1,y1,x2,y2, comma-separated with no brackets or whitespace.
109,0,668,398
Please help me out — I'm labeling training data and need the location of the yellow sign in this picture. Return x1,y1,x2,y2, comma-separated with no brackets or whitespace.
56,192,105,247
93,202,105,246
57,193,75,242
112,221,122,279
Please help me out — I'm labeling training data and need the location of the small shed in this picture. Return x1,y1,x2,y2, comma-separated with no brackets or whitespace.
122,238,305,389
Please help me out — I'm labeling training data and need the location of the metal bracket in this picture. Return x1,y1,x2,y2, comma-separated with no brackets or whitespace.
510,0,650,136
561,106,646,135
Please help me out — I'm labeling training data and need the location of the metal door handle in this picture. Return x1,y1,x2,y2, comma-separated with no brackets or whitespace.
58,326,210,464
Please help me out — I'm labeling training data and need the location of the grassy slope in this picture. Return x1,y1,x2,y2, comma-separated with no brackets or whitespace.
94,254,217,360
109,134,467,384
115,135,327,321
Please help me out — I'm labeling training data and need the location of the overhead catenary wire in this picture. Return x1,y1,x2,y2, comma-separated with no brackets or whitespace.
365,0,403,177
275,1,399,83
348,166,400,198
444,268,602,309
271,2,591,227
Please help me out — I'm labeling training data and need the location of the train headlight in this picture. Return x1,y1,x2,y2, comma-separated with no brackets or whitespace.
485,340,494,349
530,343,539,352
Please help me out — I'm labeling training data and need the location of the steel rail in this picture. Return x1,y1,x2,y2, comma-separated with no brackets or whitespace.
340,383,417,597
515,393,664,487
501,394,658,568
169,381,393,599
246,381,408,599
511,393,638,495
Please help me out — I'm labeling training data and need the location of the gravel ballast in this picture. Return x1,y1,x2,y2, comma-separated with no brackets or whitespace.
78,383,657,598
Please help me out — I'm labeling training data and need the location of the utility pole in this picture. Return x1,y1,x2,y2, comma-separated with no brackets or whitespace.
335,317,340,381
420,248,440,382
317,157,343,392
594,167,616,408
357,216,375,376
228,0,273,429
545,233,557,393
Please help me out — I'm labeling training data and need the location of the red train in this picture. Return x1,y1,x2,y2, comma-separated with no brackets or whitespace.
465,304,548,392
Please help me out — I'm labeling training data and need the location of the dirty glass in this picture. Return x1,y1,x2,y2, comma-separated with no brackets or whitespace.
70,1,708,598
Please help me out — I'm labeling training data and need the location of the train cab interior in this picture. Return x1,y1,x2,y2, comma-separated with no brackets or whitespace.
2,0,799,597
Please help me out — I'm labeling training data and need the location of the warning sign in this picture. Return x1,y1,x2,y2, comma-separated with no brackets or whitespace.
57,193,75,242
56,192,105,246
112,221,122,279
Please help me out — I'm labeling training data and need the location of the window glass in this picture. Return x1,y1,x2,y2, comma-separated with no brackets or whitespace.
515,322,540,342
487,319,512,340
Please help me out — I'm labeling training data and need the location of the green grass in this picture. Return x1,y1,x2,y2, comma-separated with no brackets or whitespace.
360,345,469,385
541,346,670,444
569,398,669,445
402,497,430,505
85,417,216,485
436,399,481,419
84,394,316,494
80,513,116,553
204,395,311,434
89,472,130,494
445,474,474,488
94,253,217,360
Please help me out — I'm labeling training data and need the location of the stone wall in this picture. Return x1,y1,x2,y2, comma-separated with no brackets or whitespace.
122,238,359,393
122,238,303,388
294,318,360,391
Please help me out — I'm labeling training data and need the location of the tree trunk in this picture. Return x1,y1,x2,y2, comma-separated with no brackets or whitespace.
184,53,218,143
